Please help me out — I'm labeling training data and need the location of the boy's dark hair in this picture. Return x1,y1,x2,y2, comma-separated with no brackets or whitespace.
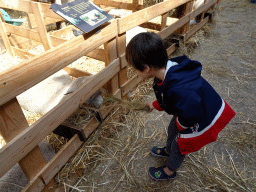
125,32,168,71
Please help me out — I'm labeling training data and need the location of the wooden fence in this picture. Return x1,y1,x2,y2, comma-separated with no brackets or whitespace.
0,0,219,191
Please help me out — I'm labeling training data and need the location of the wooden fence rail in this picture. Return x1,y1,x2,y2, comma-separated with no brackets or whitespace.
0,0,219,191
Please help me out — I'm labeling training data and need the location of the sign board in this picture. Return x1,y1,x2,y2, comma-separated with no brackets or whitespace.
51,0,113,33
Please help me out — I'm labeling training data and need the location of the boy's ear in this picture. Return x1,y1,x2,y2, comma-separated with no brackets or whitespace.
144,65,151,73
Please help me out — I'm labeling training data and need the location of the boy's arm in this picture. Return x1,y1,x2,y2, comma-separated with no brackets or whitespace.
152,100,163,111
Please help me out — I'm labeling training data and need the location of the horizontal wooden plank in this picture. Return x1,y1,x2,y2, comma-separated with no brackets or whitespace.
40,2,64,20
118,0,190,34
28,13,65,27
22,134,83,191
82,105,115,138
158,14,190,39
121,74,143,96
0,0,33,13
6,23,63,48
13,47,36,59
63,66,92,77
44,17,65,25
86,48,105,61
49,25,75,38
185,16,209,41
94,0,143,10
42,135,82,184
140,22,161,31
0,20,118,106
49,34,106,61
4,23,41,42
166,43,177,55
9,35,41,50
49,35,67,47
0,58,120,178
190,0,217,19
158,0,217,40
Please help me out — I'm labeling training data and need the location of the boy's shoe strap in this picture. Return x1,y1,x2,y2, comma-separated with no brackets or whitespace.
148,166,177,181
151,146,169,158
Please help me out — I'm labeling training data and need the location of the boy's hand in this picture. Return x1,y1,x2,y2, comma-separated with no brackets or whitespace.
146,102,154,113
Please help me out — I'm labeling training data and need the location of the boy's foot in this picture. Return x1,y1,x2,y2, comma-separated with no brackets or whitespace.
148,166,177,181
151,146,169,158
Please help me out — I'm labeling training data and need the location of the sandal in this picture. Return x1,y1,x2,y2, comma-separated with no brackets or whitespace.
148,166,177,180
151,146,169,158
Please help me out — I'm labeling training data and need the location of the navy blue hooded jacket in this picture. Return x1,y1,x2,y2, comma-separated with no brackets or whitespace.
153,55,235,154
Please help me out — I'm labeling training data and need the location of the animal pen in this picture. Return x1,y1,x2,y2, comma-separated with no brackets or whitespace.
0,0,219,191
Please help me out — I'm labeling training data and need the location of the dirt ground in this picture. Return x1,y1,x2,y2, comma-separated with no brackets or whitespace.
54,0,256,191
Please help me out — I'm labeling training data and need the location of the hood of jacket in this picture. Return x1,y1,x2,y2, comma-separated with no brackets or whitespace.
162,55,202,89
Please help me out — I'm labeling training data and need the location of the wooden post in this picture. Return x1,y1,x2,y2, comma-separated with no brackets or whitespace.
132,0,139,11
117,32,129,97
0,98,56,191
200,0,207,21
31,1,52,50
175,0,193,35
0,16,14,56
27,13,38,29
104,38,119,95
160,12,168,31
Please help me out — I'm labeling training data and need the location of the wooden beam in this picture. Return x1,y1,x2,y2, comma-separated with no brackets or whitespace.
117,33,128,88
8,34,40,50
49,25,74,37
0,20,118,106
161,12,168,31
158,14,190,39
4,23,41,42
49,34,106,61
13,47,36,59
94,0,143,10
6,24,65,48
0,98,50,183
118,0,190,34
166,43,177,55
190,0,217,19
22,134,83,192
19,146,47,181
31,2,52,50
139,22,162,31
0,19,14,56
44,17,65,25
49,35,67,47
121,74,143,96
40,2,64,20
0,58,120,178
185,16,209,41
104,38,119,94
86,48,106,62
82,106,115,138
0,98,30,142
120,54,128,69
0,0,33,13
63,66,92,77
175,1,193,35
28,13,65,28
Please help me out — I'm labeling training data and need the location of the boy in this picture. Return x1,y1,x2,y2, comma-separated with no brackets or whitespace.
125,32,236,181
